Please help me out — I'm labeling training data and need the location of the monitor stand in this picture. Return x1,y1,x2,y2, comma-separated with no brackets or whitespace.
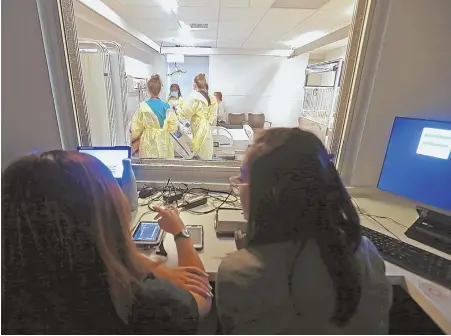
405,206,451,254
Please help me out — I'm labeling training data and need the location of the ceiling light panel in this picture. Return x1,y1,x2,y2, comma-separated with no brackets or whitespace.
271,0,329,9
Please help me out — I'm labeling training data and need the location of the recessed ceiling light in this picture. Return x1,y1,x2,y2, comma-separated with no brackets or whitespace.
178,20,190,30
286,31,326,48
178,20,209,30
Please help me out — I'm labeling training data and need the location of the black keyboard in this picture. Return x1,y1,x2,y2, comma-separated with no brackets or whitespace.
361,226,451,290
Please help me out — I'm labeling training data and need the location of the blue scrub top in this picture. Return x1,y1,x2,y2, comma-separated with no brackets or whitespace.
145,99,170,128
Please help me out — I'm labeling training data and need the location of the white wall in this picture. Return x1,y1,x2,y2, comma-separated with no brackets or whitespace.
123,56,152,78
168,56,209,100
342,0,451,188
209,54,309,127
2,0,62,169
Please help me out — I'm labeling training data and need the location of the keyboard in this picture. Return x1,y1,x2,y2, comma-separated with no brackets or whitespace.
361,226,451,290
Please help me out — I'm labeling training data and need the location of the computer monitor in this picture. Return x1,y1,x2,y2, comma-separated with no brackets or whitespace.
77,146,131,180
378,117,451,212
378,117,451,253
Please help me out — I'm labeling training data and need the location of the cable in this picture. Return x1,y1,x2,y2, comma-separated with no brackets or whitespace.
349,197,407,228
186,190,236,215
351,198,403,241
131,209,156,232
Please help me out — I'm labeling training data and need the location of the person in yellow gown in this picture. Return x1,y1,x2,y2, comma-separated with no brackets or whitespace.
179,73,217,160
131,74,178,158
167,83,184,112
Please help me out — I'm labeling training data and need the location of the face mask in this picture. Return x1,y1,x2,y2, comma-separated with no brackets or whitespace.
170,91,178,97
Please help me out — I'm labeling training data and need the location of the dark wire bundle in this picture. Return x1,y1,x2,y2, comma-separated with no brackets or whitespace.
138,179,242,215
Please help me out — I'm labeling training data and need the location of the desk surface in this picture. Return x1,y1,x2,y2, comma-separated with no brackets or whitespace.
132,197,451,333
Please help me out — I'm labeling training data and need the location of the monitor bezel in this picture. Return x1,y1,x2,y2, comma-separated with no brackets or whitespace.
377,116,451,213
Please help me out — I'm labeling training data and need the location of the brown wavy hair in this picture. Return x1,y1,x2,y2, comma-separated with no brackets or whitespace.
244,128,362,327
194,73,208,91
147,74,162,97
2,151,147,333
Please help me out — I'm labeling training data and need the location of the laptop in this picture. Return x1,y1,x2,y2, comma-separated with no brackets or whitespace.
77,146,131,183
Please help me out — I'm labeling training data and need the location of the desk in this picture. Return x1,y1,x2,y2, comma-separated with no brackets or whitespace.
132,197,451,333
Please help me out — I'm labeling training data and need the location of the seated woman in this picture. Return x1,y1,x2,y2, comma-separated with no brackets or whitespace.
2,151,212,334
131,74,178,158
214,92,227,125
216,128,392,334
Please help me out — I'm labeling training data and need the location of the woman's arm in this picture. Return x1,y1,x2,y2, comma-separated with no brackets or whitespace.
130,105,144,141
178,96,197,120
163,107,179,133
138,206,212,317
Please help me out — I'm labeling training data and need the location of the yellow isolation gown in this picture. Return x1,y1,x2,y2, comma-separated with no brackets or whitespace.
130,100,178,158
179,91,217,160
167,96,184,113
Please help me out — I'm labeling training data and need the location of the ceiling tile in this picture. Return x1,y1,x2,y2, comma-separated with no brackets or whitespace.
218,22,255,38
96,0,353,50
320,0,355,12
280,9,350,43
242,40,273,49
243,8,314,46
177,5,220,22
249,0,276,7
177,0,218,7
115,0,161,6
221,0,250,7
220,7,267,23
271,0,329,9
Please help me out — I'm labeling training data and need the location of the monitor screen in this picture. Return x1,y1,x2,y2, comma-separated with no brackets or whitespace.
378,117,451,211
77,146,130,179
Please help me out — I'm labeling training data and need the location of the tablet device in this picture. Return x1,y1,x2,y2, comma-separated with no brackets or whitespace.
77,146,131,181
132,221,164,247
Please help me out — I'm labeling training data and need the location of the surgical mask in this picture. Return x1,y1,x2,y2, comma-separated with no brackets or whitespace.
170,91,178,97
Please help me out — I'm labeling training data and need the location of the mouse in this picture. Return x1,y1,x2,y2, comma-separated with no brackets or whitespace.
139,188,154,199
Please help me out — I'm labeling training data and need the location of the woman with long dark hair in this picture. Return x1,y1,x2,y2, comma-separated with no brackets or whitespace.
167,83,183,111
216,128,392,334
2,151,212,334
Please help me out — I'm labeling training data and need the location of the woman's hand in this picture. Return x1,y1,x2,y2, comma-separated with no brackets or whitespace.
167,266,212,298
153,206,185,235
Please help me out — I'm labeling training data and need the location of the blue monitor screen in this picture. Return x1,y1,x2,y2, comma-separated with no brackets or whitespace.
77,146,130,179
378,117,451,211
